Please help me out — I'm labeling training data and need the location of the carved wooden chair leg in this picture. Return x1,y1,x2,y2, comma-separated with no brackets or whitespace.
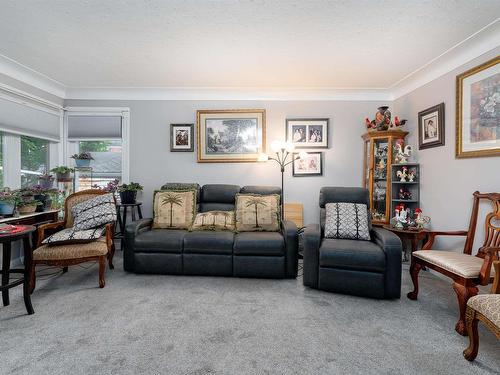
463,307,479,361
98,256,106,288
29,262,36,294
108,242,115,270
453,282,478,336
407,260,422,300
62,266,68,273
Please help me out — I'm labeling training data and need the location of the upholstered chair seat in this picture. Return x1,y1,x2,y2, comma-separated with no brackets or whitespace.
33,238,108,261
467,294,500,327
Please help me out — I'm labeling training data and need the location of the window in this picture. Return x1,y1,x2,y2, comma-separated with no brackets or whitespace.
0,132,3,188
21,135,49,188
78,140,122,189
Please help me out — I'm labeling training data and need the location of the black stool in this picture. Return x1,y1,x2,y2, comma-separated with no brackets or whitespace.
115,203,143,250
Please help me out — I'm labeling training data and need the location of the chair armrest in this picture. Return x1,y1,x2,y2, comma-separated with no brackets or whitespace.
37,221,65,247
422,230,468,250
303,223,322,288
104,223,115,250
281,219,298,278
492,261,500,294
479,247,500,287
123,218,152,272
371,227,402,298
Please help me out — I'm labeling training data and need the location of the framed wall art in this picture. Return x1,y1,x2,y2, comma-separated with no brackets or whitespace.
418,103,445,149
292,152,323,176
197,109,266,162
286,118,329,148
170,124,194,152
456,56,500,158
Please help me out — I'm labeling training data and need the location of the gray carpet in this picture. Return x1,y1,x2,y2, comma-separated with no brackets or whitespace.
1,256,499,375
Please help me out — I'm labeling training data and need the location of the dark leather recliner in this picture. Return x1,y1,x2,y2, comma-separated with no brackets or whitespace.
124,183,298,279
303,187,402,299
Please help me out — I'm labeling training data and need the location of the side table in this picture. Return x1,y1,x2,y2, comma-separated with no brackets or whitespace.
382,225,429,262
115,203,143,250
0,225,36,315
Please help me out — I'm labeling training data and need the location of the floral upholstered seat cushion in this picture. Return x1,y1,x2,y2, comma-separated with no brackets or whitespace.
235,194,280,232
467,294,500,327
152,190,196,229
191,211,235,231
33,237,108,261
413,250,496,279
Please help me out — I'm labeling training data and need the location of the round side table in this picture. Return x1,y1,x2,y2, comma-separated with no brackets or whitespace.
382,225,429,262
115,203,143,250
0,225,36,315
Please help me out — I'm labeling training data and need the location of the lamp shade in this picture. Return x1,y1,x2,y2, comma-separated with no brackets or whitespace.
257,153,269,162
271,140,283,152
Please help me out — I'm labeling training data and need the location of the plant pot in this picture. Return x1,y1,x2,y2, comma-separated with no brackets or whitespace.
0,202,15,217
56,171,71,180
17,202,38,215
38,178,54,189
21,194,35,202
119,191,137,204
34,194,52,212
75,159,91,167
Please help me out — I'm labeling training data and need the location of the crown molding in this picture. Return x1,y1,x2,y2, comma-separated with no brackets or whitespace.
390,18,500,100
0,54,66,98
64,87,391,101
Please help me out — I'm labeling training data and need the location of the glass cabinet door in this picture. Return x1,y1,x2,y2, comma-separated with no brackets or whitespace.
364,140,370,189
371,138,389,222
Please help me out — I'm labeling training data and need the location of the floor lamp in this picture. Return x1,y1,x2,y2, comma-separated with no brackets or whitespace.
259,141,307,219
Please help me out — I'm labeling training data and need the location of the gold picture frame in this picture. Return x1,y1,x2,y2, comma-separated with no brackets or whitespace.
456,56,500,158
197,109,266,163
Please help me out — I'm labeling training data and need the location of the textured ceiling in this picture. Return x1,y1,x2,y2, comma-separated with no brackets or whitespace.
0,0,498,88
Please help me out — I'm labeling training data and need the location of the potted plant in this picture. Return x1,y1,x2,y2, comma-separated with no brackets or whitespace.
50,166,74,180
0,188,16,217
70,152,94,167
38,173,55,189
118,182,143,204
31,185,58,212
16,200,40,215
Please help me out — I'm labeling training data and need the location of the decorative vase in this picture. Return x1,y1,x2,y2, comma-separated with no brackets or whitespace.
56,171,71,181
18,202,38,215
75,159,91,167
38,177,54,189
374,106,392,131
0,202,15,217
34,194,52,212
119,191,137,204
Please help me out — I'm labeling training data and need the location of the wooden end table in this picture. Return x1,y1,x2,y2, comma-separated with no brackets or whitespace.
382,225,429,262
0,225,36,315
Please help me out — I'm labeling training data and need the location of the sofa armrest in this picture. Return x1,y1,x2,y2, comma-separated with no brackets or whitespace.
371,227,402,298
303,223,322,288
281,219,298,278
123,218,153,271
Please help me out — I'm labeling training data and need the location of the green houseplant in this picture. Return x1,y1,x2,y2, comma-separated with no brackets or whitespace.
38,173,55,189
118,182,143,204
31,185,58,212
0,189,17,217
50,166,74,180
70,152,94,167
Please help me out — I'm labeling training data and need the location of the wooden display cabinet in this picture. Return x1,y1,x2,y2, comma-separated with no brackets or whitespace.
362,130,408,225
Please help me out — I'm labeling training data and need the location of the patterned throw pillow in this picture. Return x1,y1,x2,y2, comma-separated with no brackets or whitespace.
42,227,105,246
152,190,196,229
71,194,117,231
324,202,371,241
191,211,235,231
235,194,280,232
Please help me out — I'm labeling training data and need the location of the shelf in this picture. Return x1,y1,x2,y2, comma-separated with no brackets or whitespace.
392,199,418,203
374,178,387,181
392,181,419,184
392,163,419,167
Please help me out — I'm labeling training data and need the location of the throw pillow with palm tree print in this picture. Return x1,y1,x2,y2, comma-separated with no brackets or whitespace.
152,190,196,229
235,193,280,232
191,211,235,231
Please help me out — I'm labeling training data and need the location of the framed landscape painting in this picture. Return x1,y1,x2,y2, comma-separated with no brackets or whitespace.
286,118,328,148
170,124,194,152
456,56,500,158
418,103,445,149
292,152,323,176
197,109,266,162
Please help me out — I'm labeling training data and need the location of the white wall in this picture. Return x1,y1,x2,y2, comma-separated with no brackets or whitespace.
64,99,382,224
393,47,500,250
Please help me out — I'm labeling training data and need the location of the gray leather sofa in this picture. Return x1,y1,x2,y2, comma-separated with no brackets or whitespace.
124,183,298,279
303,187,402,299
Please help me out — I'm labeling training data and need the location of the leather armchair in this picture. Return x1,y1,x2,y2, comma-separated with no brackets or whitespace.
303,187,402,299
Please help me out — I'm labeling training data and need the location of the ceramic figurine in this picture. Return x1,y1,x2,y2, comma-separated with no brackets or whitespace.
396,166,408,182
393,116,407,129
408,168,416,182
365,106,392,131
394,143,412,164
415,208,431,229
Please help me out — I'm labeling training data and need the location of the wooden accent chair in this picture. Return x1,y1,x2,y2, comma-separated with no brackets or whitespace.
463,261,500,361
30,190,116,292
407,192,499,335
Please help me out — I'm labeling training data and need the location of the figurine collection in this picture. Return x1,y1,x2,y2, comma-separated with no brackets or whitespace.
365,106,407,132
396,166,417,182
392,205,430,230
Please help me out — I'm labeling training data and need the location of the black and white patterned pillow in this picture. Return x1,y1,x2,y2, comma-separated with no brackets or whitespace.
71,193,117,231
324,203,371,241
42,227,105,246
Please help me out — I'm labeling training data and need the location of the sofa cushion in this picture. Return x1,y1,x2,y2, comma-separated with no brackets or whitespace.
319,238,385,272
191,211,235,231
235,193,280,232
160,183,201,202
233,232,284,256
152,190,196,229
134,229,186,253
240,186,281,195
201,184,240,203
324,202,370,241
184,231,234,255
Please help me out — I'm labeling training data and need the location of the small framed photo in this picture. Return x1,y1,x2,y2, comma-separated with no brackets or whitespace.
171,124,194,152
286,118,328,148
292,152,323,177
418,103,445,150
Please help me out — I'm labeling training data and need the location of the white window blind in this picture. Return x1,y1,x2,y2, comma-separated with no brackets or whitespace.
67,115,122,140
0,97,60,141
